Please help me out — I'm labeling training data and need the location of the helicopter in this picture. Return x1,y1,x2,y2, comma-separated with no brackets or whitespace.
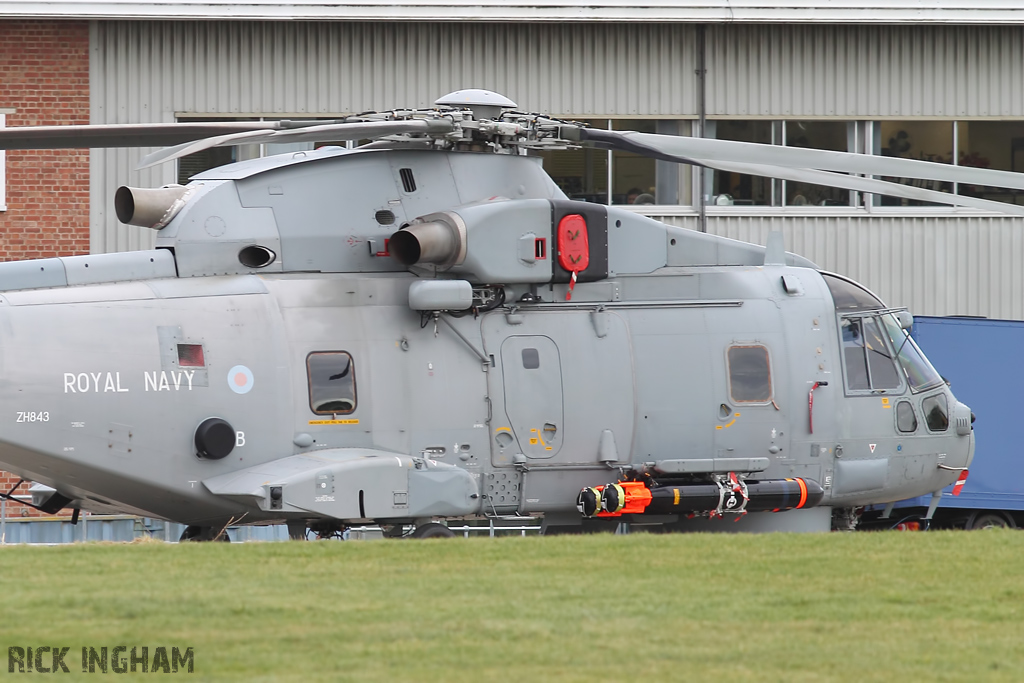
0,89,998,540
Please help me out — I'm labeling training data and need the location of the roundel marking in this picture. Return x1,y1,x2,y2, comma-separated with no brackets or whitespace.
228,365,254,394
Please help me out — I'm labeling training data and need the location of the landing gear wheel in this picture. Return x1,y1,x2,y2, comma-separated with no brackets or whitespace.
967,512,1013,530
179,525,202,542
411,522,456,539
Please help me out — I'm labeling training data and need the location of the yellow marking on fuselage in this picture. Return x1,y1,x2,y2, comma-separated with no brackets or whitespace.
715,412,741,430
530,428,554,451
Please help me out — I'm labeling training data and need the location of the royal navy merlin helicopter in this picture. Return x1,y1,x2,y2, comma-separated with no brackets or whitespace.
0,89,998,540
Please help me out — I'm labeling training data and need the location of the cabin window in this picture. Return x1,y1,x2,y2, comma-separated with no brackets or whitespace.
922,394,949,432
727,345,772,403
896,401,918,433
307,351,357,415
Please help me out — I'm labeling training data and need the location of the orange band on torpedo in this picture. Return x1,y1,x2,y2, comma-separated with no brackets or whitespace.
795,477,808,509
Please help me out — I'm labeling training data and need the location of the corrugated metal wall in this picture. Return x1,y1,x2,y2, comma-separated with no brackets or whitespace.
651,213,1024,320
90,21,1024,318
707,24,1024,118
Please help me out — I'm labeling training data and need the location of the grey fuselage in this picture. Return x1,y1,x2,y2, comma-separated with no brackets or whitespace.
0,146,973,528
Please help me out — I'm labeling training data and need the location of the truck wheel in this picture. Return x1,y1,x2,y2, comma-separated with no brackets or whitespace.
967,512,1014,530
411,523,456,539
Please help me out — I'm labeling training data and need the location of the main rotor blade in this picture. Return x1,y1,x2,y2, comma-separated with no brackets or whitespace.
136,119,455,169
0,122,280,150
696,158,1024,216
583,128,1024,191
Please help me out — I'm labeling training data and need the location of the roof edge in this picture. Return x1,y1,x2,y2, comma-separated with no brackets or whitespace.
3,4,1024,24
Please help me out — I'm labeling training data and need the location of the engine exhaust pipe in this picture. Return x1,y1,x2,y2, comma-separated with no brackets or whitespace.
390,212,467,268
115,185,192,229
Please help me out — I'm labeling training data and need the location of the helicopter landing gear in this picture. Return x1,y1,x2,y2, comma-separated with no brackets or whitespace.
410,522,456,539
308,520,346,540
286,520,308,540
178,525,231,542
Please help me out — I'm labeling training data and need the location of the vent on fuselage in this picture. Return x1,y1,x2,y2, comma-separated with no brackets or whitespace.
399,168,417,193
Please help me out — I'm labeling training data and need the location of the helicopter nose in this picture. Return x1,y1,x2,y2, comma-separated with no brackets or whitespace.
952,401,973,436
943,401,975,480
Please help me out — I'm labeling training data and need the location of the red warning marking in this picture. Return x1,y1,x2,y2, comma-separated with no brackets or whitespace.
952,469,969,496
557,214,590,273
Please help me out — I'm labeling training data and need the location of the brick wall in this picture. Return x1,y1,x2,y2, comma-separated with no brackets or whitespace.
0,19,90,260
0,20,90,517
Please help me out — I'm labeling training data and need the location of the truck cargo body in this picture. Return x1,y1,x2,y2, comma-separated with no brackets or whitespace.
867,316,1024,529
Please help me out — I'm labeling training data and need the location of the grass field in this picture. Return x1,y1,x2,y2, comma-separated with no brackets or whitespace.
2,531,1023,682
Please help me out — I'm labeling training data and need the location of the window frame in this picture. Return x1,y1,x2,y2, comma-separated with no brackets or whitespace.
726,344,774,405
837,311,907,396
0,110,7,212
701,118,1024,215
306,350,358,416
896,400,918,434
175,114,356,185
921,393,950,434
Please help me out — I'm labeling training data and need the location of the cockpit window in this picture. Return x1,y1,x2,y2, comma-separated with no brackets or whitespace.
922,394,949,432
307,351,357,415
841,319,870,390
863,317,901,389
822,272,885,311
727,345,772,403
841,317,900,391
879,314,944,393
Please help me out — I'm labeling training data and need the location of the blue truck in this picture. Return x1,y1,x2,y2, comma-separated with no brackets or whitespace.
862,316,1024,529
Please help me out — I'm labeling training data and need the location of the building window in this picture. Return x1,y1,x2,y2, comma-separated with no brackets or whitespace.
176,116,347,185
875,121,954,207
307,351,357,415
0,111,6,212
956,121,1024,206
709,120,773,206
537,119,691,206
707,119,858,207
727,345,772,403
